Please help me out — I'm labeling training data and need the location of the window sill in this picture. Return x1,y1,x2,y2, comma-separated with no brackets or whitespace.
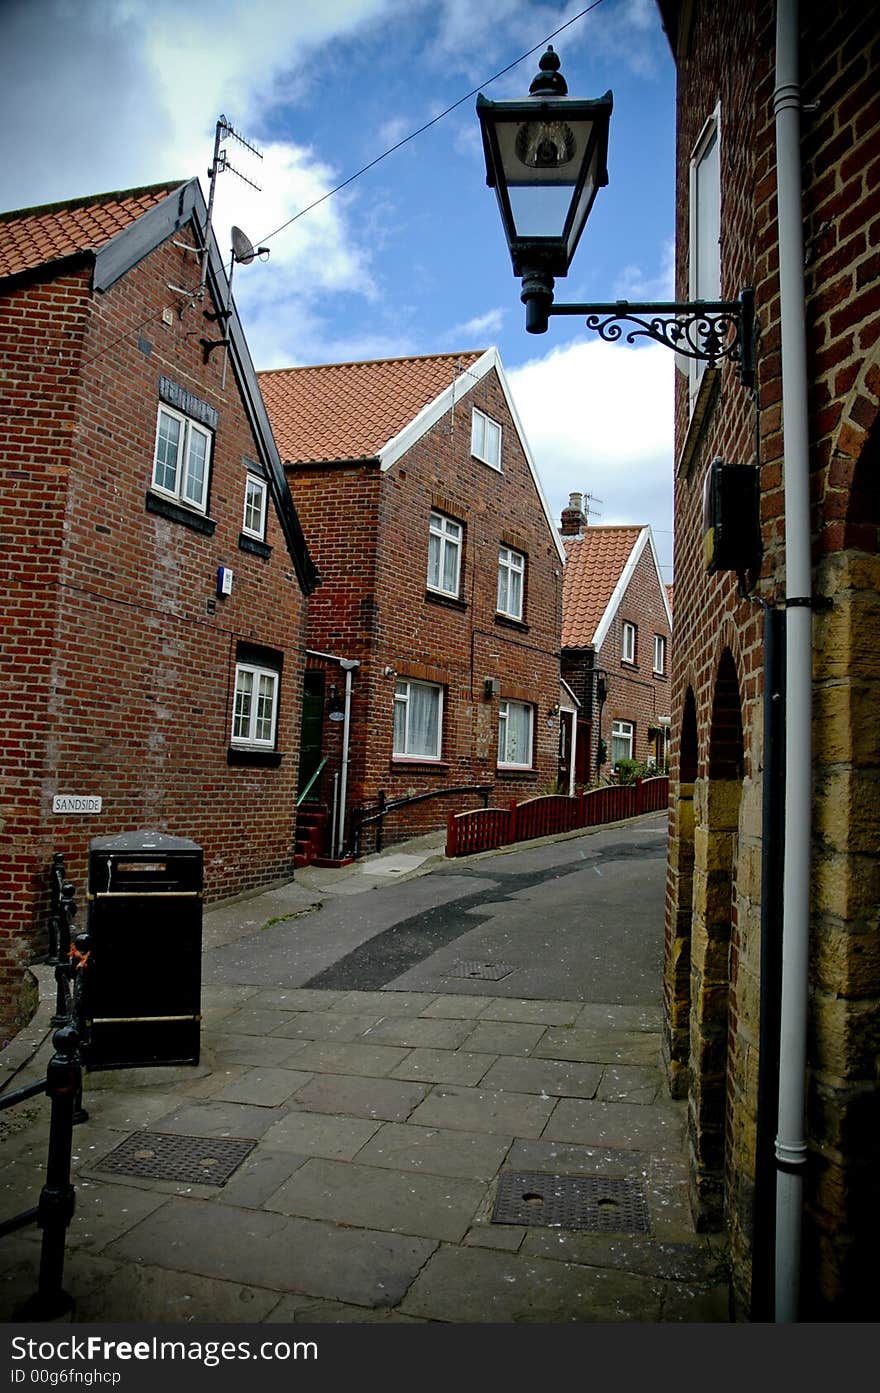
621,660,638,671
495,614,529,633
390,758,450,773
227,746,284,768
676,366,720,479
146,491,216,535
496,767,538,781
425,590,468,612
238,532,272,559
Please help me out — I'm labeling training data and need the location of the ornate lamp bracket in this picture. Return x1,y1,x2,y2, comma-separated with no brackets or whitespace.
548,287,755,389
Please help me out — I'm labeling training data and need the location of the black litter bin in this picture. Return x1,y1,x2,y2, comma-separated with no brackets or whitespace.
81,832,203,1070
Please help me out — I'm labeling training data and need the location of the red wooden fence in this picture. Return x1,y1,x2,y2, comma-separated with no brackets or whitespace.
446,777,669,858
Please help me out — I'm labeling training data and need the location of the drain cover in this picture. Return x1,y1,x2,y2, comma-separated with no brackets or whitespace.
449,961,514,981
492,1171,650,1233
94,1132,256,1186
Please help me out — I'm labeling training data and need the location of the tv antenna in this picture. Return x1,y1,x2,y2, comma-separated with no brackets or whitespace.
583,491,604,523
200,114,264,296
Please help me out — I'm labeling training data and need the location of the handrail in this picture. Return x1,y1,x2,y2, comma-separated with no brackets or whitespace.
296,756,328,808
352,784,494,856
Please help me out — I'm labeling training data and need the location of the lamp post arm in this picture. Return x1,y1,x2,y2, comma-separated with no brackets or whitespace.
543,289,755,387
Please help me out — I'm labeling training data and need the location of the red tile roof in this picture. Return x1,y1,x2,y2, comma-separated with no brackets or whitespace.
259,352,485,464
561,525,645,648
0,183,184,281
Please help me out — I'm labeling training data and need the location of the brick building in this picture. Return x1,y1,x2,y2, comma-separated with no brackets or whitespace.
0,181,317,1035
260,350,566,856
655,0,879,1319
560,495,673,785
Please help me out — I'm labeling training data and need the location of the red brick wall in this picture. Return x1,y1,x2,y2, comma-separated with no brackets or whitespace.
598,540,673,768
287,365,564,847
665,0,880,1318
0,230,308,1032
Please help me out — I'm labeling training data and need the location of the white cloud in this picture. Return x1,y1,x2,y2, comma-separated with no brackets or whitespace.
506,336,675,577
444,308,506,344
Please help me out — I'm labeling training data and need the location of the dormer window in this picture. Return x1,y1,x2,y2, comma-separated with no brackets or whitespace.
471,408,502,470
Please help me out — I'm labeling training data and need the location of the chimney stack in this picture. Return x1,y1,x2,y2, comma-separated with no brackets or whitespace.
560,491,587,536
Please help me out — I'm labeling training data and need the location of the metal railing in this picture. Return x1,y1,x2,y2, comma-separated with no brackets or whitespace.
0,853,88,1318
296,756,328,808
352,784,494,857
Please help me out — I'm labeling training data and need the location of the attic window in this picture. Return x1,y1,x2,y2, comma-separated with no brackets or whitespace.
152,403,211,514
471,408,502,470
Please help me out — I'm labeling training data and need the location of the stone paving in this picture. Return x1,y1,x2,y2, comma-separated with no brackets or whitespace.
0,823,730,1324
0,980,729,1324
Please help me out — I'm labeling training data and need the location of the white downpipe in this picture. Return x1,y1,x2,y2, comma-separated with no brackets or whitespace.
335,660,358,859
773,0,812,1323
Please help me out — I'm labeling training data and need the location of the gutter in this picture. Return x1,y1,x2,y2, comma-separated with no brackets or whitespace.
772,0,813,1323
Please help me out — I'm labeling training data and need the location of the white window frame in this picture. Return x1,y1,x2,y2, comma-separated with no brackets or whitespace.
611,719,634,768
231,663,279,748
393,679,443,761
497,545,525,620
497,699,534,770
622,621,637,665
653,634,667,675
242,473,268,540
152,404,212,513
471,408,502,470
427,511,462,598
688,105,722,407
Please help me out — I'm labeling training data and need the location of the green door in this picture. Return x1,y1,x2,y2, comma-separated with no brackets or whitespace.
298,671,325,796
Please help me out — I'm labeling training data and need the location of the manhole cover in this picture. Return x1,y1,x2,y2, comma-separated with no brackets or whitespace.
94,1132,256,1186
492,1171,650,1233
449,961,514,981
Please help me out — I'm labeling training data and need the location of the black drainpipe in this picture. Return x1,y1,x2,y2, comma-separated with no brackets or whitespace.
750,599,786,1319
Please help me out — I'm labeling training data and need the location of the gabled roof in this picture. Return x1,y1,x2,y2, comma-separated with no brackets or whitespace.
0,179,318,595
260,346,567,563
562,524,672,649
260,352,484,464
0,183,184,283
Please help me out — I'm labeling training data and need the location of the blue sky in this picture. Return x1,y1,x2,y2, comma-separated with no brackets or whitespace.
1,0,677,578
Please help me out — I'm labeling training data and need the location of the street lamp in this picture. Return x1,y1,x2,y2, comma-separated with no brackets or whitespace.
477,47,754,387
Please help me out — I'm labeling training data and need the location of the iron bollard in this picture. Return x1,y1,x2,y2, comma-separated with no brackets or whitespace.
15,1025,81,1321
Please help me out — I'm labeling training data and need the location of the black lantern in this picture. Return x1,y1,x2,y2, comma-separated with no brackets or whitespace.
477,47,755,383
477,47,612,332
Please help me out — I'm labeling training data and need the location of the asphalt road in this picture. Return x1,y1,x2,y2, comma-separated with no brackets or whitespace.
204,815,668,1006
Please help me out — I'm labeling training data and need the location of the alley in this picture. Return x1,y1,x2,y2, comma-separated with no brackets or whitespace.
0,816,730,1325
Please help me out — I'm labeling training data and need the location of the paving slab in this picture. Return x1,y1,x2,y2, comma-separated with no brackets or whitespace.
389,1047,497,1087
214,1149,309,1209
334,991,442,1016
265,1157,486,1242
219,1006,305,1036
597,1065,660,1104
291,1072,429,1122
460,1020,549,1056
479,999,582,1026
478,1055,603,1099
271,1012,384,1042
106,1196,438,1309
213,1066,315,1107
418,995,495,1019
209,1034,311,1069
408,1084,557,1138
399,1244,666,1323
288,1040,411,1078
520,1230,718,1281
543,1098,686,1154
355,1121,513,1181
536,1027,663,1066
260,1109,381,1160
248,989,350,1012
141,1100,284,1140
75,1263,282,1323
360,1016,475,1049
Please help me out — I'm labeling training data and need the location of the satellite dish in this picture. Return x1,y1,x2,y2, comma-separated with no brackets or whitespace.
231,225,256,265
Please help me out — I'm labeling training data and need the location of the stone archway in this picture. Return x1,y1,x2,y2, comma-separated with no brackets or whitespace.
664,687,698,1098
808,411,880,1314
688,649,744,1229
